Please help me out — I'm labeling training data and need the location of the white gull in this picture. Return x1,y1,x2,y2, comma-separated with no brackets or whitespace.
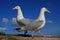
13,6,50,37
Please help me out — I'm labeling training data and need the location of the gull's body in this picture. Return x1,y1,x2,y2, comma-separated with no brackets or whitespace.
13,6,50,37
13,6,31,26
13,6,31,35
24,20,44,31
16,18,31,26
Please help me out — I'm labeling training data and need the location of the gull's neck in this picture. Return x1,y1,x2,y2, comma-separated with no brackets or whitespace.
17,8,24,21
38,10,45,21
37,9,46,30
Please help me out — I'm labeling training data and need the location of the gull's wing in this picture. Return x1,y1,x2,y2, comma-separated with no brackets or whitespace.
17,19,31,26
25,20,43,30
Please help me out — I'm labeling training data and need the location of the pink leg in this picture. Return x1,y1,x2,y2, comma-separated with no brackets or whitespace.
32,31,34,38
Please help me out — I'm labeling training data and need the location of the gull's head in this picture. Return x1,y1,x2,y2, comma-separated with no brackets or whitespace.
41,7,51,13
13,6,20,10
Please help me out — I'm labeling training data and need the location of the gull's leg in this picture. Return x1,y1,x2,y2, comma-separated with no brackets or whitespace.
24,30,27,35
32,31,34,38
38,31,45,40
38,31,43,36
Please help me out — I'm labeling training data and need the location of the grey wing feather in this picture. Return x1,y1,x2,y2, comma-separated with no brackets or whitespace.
21,19,31,25
30,21,43,27
25,20,43,30
17,19,31,26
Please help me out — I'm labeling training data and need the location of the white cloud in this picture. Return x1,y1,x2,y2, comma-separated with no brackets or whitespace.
0,27,6,31
47,20,53,23
2,18,8,23
12,18,17,24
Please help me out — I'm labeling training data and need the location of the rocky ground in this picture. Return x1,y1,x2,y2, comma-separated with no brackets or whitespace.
0,34,60,40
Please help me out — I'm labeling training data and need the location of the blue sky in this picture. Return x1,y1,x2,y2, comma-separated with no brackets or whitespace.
0,0,60,36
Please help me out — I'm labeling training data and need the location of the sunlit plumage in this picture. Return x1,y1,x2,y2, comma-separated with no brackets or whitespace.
13,6,50,37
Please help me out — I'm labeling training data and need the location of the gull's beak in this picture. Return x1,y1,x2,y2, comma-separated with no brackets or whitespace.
47,10,51,13
12,8,15,10
46,9,51,13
